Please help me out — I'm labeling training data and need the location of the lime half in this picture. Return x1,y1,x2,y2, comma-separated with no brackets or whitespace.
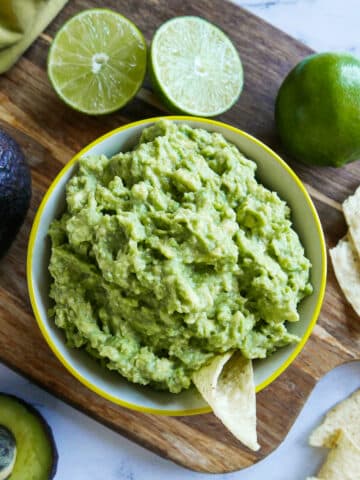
48,9,147,115
150,16,243,117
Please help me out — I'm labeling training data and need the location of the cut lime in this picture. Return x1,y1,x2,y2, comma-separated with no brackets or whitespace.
150,16,243,117
48,9,147,115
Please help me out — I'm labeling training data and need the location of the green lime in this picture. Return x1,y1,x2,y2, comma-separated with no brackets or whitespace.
47,9,147,115
275,52,360,167
149,16,243,117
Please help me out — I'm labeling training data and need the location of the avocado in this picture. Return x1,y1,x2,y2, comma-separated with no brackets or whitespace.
0,130,31,258
0,394,58,480
0,426,16,480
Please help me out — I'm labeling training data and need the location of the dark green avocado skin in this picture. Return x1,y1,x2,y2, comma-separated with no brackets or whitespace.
0,393,58,480
0,130,31,258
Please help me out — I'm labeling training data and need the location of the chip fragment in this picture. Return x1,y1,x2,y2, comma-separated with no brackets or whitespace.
330,236,360,316
317,430,360,480
343,185,360,257
309,389,360,448
192,352,259,451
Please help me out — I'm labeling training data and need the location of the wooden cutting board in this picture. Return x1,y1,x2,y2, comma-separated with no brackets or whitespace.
0,0,359,473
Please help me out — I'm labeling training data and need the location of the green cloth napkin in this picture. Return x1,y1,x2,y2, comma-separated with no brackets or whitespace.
0,0,69,73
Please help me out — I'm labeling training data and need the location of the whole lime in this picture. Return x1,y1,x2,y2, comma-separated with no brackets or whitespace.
275,52,360,167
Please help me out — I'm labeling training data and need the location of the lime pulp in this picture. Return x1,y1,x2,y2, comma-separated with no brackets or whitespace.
150,16,243,117
47,9,147,115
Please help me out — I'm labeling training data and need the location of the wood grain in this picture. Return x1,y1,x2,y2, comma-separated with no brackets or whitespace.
0,0,359,473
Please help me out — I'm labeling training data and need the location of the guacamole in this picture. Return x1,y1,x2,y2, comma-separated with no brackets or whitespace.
48,120,312,393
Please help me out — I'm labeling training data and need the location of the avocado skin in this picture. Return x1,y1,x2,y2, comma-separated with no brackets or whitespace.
0,130,31,258
0,393,58,480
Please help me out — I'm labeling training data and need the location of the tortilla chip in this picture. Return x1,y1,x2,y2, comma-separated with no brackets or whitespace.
329,235,360,316
317,430,360,480
343,186,360,257
192,351,259,451
309,389,360,448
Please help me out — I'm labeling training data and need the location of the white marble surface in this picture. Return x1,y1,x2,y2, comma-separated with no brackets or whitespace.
1,1,359,479
234,0,360,57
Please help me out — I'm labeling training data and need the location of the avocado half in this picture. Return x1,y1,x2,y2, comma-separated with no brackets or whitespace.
0,130,31,258
0,394,58,480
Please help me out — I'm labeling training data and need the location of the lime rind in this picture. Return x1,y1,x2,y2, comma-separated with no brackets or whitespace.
48,9,147,115
150,16,243,117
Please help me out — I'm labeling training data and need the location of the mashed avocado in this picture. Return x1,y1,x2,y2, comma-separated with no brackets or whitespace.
48,120,312,393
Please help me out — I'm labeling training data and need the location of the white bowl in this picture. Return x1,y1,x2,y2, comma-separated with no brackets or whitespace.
27,116,327,415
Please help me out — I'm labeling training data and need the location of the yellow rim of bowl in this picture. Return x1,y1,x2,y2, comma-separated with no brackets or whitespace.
27,115,327,416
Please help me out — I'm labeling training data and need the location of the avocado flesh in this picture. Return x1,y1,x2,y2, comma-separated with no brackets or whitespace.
0,426,16,480
0,394,57,480
0,130,31,258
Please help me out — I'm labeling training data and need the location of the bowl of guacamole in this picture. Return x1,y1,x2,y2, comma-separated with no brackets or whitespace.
27,117,326,414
